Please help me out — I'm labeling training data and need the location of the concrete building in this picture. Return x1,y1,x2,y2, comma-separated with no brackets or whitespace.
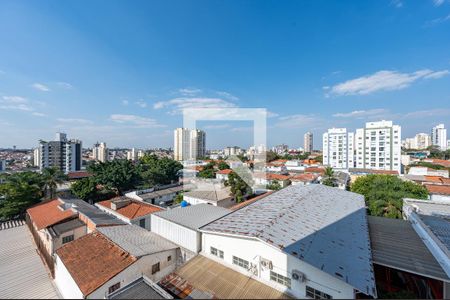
92,142,108,162
127,148,138,161
0,159,6,172
125,184,186,207
432,124,448,150
54,226,179,299
355,120,402,173
173,128,206,161
304,132,313,153
199,185,376,299
404,133,431,150
223,146,242,157
33,147,40,167
38,132,82,174
183,187,234,208
323,128,354,170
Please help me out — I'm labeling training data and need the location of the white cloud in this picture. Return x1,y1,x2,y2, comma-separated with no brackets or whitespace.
333,108,389,118
178,88,202,96
122,100,129,106
275,114,321,129
267,111,279,118
135,100,148,108
327,69,449,96
231,126,253,132
403,108,450,119
433,0,445,6
216,91,239,101
32,83,50,92
57,118,93,124
109,114,165,128
56,82,73,89
153,97,238,114
32,112,47,117
391,0,403,8
2,96,28,103
425,14,450,26
0,96,33,111
0,104,33,111
202,124,231,129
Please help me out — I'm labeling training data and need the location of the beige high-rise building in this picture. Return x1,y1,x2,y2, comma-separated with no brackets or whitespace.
127,148,138,161
304,132,313,153
93,142,108,162
174,128,206,161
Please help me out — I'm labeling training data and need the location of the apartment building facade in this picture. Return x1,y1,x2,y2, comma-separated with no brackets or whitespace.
432,124,447,150
173,128,206,161
323,128,354,169
38,132,82,174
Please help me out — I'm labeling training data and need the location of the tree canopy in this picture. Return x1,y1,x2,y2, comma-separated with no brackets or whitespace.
225,167,253,203
139,154,183,187
266,180,282,191
322,166,337,187
351,174,428,219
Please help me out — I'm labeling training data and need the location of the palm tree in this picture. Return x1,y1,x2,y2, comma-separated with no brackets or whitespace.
322,166,336,187
41,168,67,199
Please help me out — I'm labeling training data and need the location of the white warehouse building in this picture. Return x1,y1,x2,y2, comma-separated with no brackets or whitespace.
199,185,376,299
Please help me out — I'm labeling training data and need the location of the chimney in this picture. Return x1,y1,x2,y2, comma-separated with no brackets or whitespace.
111,198,131,210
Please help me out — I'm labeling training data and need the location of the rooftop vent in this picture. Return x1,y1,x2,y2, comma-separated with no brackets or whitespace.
111,199,131,210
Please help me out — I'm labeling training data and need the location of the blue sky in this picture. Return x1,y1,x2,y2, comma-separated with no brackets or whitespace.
0,0,449,149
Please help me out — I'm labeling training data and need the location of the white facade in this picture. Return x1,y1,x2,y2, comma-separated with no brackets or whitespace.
151,214,201,253
33,147,41,167
323,128,354,169
54,249,178,299
174,128,206,161
127,148,138,161
92,142,108,162
0,159,5,172
201,233,356,299
432,124,447,150
94,203,153,231
224,146,242,157
304,132,313,153
39,133,82,174
354,120,402,173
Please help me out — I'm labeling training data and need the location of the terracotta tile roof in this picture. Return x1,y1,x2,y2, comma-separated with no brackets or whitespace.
67,171,92,180
56,231,137,297
424,159,450,168
97,198,163,220
304,167,326,174
425,184,450,196
216,169,232,175
424,176,450,184
27,199,76,230
290,173,318,182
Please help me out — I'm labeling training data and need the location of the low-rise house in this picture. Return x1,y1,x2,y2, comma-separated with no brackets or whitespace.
199,185,376,299
126,184,185,207
285,160,306,172
424,184,450,201
289,173,319,186
26,199,87,266
67,171,92,181
253,173,291,188
408,166,449,178
423,159,450,168
151,204,230,256
334,171,351,190
54,225,179,299
96,197,163,230
183,187,234,207
216,168,232,181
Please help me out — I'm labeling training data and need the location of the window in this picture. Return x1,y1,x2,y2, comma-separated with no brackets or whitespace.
108,282,121,294
139,218,146,228
210,247,224,259
62,235,74,244
152,262,160,274
270,271,291,288
232,256,249,269
167,255,172,262
306,286,332,299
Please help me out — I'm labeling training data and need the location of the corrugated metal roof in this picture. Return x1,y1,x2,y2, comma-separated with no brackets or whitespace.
153,204,230,230
51,218,85,236
184,187,232,202
98,225,178,258
368,216,449,281
201,184,376,296
0,224,59,299
403,198,450,217
108,276,173,299
420,215,450,254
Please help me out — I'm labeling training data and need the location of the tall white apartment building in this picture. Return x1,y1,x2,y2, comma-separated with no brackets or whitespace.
431,124,447,150
173,128,206,161
355,120,401,173
92,142,108,162
224,146,242,157
304,132,313,153
127,148,138,161
404,133,431,150
38,132,82,174
323,128,354,169
33,147,41,167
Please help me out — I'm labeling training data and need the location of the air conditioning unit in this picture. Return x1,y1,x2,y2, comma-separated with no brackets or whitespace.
260,258,273,270
292,270,306,282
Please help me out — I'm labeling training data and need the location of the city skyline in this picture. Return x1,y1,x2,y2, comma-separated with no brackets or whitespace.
1,0,450,149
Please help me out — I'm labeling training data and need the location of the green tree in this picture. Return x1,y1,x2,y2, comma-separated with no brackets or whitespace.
217,161,230,170
351,174,428,219
266,180,282,191
88,159,140,195
198,162,216,179
322,166,337,187
41,167,67,199
266,151,280,162
139,154,183,187
173,193,183,204
0,172,44,220
314,155,323,163
70,177,99,203
225,167,253,203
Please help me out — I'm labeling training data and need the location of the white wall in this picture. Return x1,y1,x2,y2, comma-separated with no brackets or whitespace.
201,232,355,299
95,203,152,230
151,215,200,253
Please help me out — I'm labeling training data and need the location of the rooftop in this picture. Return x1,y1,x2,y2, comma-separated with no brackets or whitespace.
97,197,163,220
153,204,230,230
420,215,450,256
159,255,290,299
27,199,76,230
56,231,137,297
368,216,449,281
201,184,376,297
229,191,273,211
349,168,399,175
184,187,232,202
216,169,232,175
49,217,85,237
108,276,173,299
59,196,126,227
98,225,178,258
137,185,185,201
67,171,92,180
425,184,450,196
403,198,450,217
290,173,318,182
